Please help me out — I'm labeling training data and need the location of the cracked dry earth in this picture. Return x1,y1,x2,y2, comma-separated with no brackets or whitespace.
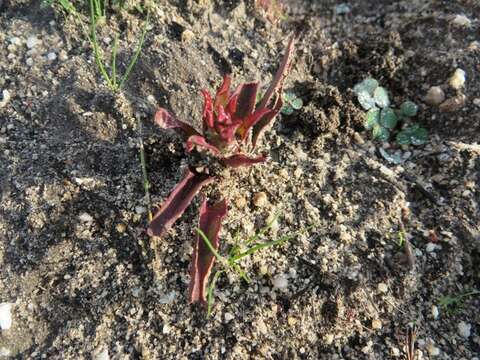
1,0,479,359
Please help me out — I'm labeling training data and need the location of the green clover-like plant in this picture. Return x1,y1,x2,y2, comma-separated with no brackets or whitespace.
353,78,427,146
281,91,303,115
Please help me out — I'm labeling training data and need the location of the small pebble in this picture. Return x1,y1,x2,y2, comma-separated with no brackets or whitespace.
224,313,234,322
256,318,268,334
371,319,382,330
26,58,33,66
457,321,471,338
353,132,365,145
272,274,289,289
431,305,439,319
426,340,440,357
253,192,268,207
425,86,445,105
324,333,334,345
426,243,438,253
378,283,388,293
0,90,11,108
287,316,297,326
448,69,466,90
9,37,21,46
162,323,171,334
79,212,94,222
181,29,195,42
135,206,146,214
26,36,39,49
0,348,11,357
93,348,109,360
452,14,472,27
47,52,57,61
473,98,480,107
0,303,13,330
115,223,127,233
439,95,466,113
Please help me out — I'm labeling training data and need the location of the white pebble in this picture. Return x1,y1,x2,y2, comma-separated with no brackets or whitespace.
272,274,289,289
473,98,480,107
224,313,234,322
26,36,39,49
78,212,94,222
93,348,109,360
378,282,388,293
426,340,440,356
162,323,171,334
0,90,11,108
9,37,21,46
371,319,382,330
26,58,33,66
47,52,57,61
452,14,471,27
135,206,146,214
457,321,471,338
431,305,439,319
256,318,268,334
449,69,466,90
425,86,445,105
0,348,11,357
426,243,438,253
158,291,176,304
0,303,13,330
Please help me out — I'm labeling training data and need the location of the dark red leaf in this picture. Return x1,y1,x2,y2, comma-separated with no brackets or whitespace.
251,97,282,148
237,108,272,141
155,108,200,137
234,82,258,121
258,34,296,110
214,75,231,110
189,198,228,304
147,169,214,237
201,90,215,131
221,154,267,168
185,135,221,155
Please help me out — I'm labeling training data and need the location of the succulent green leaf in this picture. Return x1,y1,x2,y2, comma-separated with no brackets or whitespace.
364,108,380,130
372,124,390,142
283,92,296,102
373,86,390,108
399,101,418,117
379,148,403,165
396,131,411,145
281,106,294,115
396,124,428,146
379,107,398,129
357,90,376,110
291,98,303,110
354,78,379,95
410,126,428,145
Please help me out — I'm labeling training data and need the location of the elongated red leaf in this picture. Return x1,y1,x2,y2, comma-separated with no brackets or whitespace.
201,90,215,131
251,97,282,148
221,154,267,168
155,108,199,137
189,198,228,304
237,107,272,141
147,169,214,237
214,75,231,110
186,135,221,155
234,82,258,121
258,34,296,110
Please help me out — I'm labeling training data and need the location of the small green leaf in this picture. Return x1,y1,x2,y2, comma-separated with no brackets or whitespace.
410,126,428,145
373,87,390,108
400,101,418,117
281,106,294,115
357,90,376,110
291,98,303,110
379,148,403,164
396,124,428,146
379,107,398,129
396,131,411,145
364,108,380,130
354,78,379,95
372,124,390,141
283,92,296,102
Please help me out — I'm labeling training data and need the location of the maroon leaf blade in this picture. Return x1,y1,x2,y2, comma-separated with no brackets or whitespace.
258,34,296,110
237,107,272,141
214,75,231,109
234,82,258,121
201,90,215,131
189,198,228,304
155,108,199,137
251,98,282,148
186,135,221,155
147,169,214,237
221,154,267,168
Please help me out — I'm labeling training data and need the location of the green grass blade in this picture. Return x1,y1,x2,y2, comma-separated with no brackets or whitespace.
118,11,149,90
243,213,279,246
207,270,223,316
196,228,224,263
111,34,119,89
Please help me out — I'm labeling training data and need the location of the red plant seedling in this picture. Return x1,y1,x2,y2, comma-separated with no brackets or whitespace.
148,35,296,307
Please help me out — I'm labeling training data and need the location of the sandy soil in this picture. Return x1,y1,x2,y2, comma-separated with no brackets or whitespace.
0,0,479,359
